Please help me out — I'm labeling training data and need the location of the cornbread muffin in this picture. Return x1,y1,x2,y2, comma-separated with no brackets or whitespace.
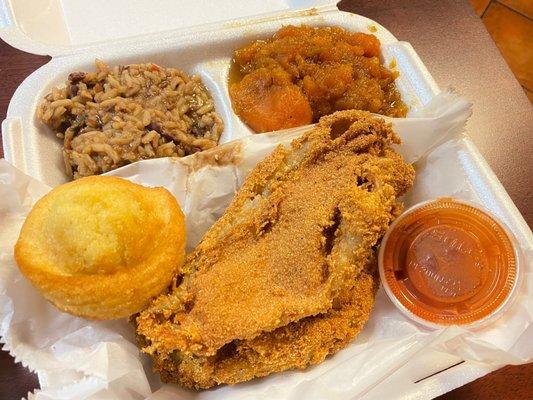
14,176,186,320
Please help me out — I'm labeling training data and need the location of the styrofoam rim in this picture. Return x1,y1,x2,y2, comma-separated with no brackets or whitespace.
378,198,523,330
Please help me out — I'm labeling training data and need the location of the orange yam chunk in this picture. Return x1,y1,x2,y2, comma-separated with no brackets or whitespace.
230,70,312,132
349,32,381,57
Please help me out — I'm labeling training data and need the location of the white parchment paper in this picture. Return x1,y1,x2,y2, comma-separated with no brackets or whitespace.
0,92,531,400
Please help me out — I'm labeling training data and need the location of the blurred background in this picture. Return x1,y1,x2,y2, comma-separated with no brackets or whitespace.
469,0,533,102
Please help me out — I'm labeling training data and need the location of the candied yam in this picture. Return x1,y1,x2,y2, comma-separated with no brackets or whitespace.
348,32,381,57
230,25,406,132
274,25,303,39
230,70,312,132
271,67,293,86
303,64,353,105
302,75,323,100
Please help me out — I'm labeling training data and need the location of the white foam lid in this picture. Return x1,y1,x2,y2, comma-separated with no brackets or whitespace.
0,0,335,55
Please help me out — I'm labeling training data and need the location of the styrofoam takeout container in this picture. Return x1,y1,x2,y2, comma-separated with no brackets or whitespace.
0,0,438,186
0,1,532,399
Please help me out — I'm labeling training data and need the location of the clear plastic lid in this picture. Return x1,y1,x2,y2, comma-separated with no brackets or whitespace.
378,198,522,329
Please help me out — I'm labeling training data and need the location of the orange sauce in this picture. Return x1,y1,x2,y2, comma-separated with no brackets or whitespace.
381,199,517,326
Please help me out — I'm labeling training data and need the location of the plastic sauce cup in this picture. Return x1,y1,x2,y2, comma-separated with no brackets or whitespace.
378,198,522,329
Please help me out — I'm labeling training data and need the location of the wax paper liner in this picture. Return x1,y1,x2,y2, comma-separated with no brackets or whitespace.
0,91,531,400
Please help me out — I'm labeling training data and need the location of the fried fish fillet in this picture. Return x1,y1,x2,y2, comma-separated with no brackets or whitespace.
135,110,415,388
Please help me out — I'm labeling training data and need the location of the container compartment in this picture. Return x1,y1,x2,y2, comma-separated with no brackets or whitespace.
2,8,439,186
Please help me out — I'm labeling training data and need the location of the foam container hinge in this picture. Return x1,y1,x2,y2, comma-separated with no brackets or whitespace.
0,1,532,399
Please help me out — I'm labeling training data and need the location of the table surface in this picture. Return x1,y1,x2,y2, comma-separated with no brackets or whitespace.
0,0,531,399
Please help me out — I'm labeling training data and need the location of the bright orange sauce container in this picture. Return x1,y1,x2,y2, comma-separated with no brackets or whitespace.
378,198,521,329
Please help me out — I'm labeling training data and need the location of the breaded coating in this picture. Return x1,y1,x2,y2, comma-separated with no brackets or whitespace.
135,110,415,388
